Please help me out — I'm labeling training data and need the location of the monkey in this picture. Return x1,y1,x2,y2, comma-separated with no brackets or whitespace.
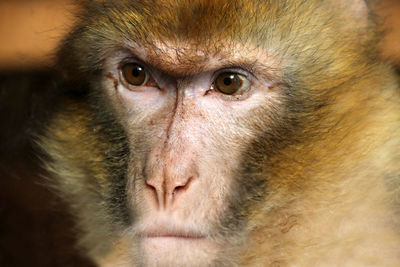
38,0,400,266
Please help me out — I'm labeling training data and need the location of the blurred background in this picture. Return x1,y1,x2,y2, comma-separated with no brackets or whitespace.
0,0,399,267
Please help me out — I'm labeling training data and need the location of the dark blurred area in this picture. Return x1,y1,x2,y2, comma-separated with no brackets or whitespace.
0,72,95,267
0,1,96,266
0,0,399,267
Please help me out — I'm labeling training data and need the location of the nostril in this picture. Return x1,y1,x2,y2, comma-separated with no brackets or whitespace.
172,185,185,196
146,184,154,190
172,176,193,197
146,181,157,191
146,181,159,198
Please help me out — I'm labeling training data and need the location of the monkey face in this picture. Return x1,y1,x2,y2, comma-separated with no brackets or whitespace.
98,43,282,266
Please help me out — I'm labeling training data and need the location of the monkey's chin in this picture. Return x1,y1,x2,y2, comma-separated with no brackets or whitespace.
140,236,219,267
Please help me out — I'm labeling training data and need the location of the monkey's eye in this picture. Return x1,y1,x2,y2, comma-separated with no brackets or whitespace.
121,63,148,86
214,72,250,95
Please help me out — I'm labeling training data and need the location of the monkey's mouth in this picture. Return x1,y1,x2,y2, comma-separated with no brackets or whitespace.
135,218,215,251
138,227,212,249
140,230,212,252
140,230,207,240
144,234,206,239
137,218,209,240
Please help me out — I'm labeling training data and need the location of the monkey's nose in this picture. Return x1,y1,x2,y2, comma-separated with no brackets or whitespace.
145,175,193,209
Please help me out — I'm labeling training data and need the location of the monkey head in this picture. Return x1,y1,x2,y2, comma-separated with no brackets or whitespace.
41,0,400,266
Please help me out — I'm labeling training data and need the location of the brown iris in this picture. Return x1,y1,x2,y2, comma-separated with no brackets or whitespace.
215,72,243,95
121,63,148,86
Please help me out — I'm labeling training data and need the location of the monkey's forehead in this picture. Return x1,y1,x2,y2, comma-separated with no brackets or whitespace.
81,0,329,47
74,1,313,67
85,0,268,40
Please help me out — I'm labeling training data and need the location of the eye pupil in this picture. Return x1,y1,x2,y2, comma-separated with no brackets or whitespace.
224,76,233,86
132,68,141,77
121,63,148,86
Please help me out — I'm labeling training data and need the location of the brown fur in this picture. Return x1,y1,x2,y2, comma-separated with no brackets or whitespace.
41,0,400,266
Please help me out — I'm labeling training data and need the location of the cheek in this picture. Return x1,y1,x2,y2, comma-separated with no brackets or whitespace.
102,72,175,126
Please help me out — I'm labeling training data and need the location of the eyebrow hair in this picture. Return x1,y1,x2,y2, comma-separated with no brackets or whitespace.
145,55,274,80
